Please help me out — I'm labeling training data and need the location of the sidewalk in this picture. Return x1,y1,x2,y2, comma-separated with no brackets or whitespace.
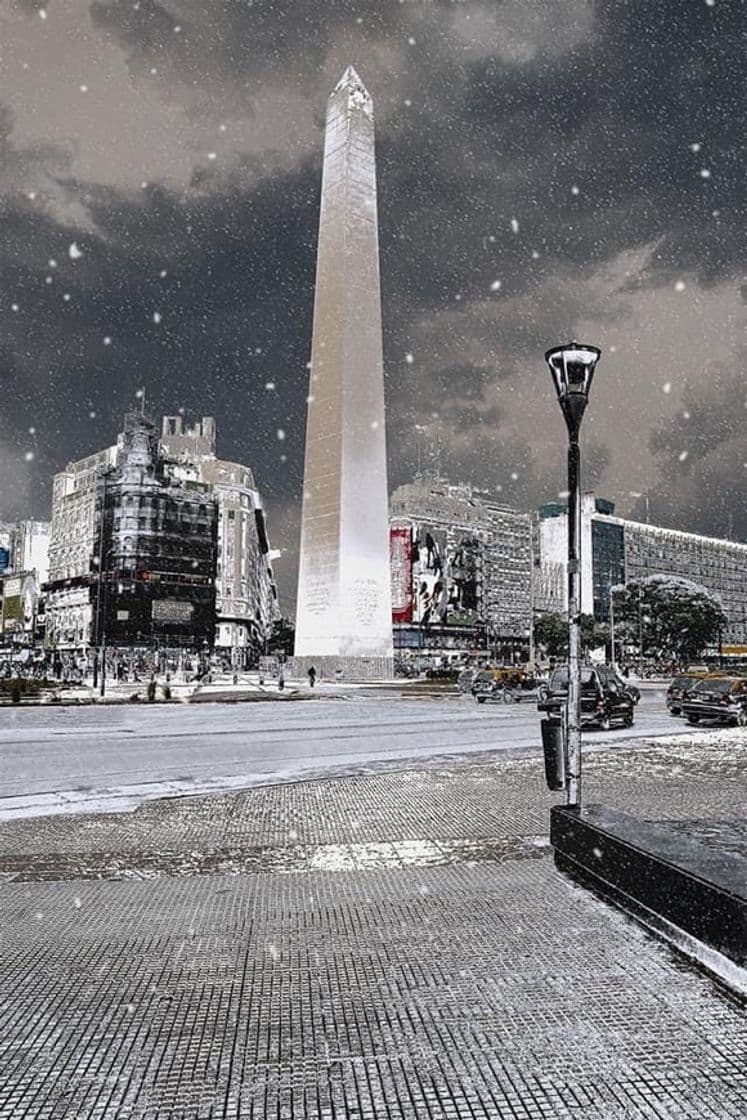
0,737,745,1119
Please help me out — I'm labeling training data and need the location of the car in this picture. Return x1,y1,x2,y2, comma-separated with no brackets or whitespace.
457,668,478,693
680,676,747,727
472,666,537,704
666,672,714,716
537,664,637,730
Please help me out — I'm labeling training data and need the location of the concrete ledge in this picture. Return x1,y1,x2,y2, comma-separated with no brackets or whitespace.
550,804,747,995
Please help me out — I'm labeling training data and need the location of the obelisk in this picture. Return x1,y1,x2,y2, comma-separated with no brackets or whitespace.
294,67,393,673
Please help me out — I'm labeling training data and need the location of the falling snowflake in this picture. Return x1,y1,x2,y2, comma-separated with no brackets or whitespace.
11,303,19,312
370,420,380,430
570,185,580,196
68,242,83,259
531,249,540,259
678,450,689,462
103,336,112,345
48,258,57,268
45,276,53,284
404,98,412,107
153,311,162,324
674,280,686,292
277,428,285,441
690,142,701,153
407,36,416,45
510,471,519,480
28,426,36,435
73,896,82,909
510,217,519,233
80,84,88,93
699,168,711,179
39,9,47,20
265,381,276,390
662,382,672,394
405,352,414,364
25,451,35,461
159,269,167,278
207,152,217,161
490,279,502,291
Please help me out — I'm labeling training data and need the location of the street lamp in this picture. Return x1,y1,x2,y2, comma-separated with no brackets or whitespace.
545,341,601,807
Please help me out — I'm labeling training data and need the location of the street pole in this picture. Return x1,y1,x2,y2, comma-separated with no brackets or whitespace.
609,587,616,671
545,342,601,811
99,564,109,698
566,436,582,807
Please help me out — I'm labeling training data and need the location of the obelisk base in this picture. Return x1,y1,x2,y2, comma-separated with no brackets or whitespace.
287,654,394,682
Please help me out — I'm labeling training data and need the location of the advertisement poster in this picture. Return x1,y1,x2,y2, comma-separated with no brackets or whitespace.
390,526,413,623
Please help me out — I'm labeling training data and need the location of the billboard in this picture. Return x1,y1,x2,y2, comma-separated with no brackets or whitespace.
411,525,483,627
152,599,194,624
412,526,449,625
390,526,413,623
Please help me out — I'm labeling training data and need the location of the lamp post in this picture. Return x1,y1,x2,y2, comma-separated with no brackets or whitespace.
545,341,601,807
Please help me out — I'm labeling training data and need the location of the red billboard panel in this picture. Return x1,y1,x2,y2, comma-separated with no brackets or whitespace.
390,526,413,623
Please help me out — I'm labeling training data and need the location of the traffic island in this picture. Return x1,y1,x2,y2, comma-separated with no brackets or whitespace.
550,803,747,998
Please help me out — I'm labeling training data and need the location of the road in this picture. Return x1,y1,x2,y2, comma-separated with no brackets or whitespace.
0,686,687,820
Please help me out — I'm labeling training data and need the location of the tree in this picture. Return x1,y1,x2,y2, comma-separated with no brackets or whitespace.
534,612,567,658
534,612,606,659
268,617,295,657
613,575,727,665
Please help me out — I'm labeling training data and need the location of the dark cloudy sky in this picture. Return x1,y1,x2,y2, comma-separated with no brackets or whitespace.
1,0,744,609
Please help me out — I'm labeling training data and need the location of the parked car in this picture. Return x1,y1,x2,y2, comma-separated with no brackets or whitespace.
666,672,712,716
680,676,747,727
472,667,547,704
537,664,637,730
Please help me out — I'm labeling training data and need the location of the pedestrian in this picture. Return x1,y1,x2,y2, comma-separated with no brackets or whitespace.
308,666,317,688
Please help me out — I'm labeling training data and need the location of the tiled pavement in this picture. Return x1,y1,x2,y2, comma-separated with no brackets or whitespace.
0,736,745,1118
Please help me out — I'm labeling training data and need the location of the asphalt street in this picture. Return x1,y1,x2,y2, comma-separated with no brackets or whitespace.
0,688,686,819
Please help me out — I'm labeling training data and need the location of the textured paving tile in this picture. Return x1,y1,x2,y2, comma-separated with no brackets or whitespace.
0,735,745,1118
1,864,745,1119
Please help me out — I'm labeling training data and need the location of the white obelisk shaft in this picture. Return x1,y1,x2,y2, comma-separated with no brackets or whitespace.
295,68,393,660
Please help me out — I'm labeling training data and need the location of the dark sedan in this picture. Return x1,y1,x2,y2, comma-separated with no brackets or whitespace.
537,664,637,730
681,677,747,727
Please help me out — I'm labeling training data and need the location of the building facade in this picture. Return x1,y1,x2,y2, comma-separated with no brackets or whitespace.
96,411,218,651
537,494,747,644
45,414,218,652
45,444,119,649
389,479,533,659
160,417,280,664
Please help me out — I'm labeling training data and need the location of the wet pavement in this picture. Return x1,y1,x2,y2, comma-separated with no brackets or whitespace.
0,734,745,1118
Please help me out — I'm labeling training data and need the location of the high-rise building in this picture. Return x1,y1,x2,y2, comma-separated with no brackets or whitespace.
161,416,280,664
45,412,218,652
389,478,533,659
537,494,747,644
295,67,393,676
46,412,278,660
